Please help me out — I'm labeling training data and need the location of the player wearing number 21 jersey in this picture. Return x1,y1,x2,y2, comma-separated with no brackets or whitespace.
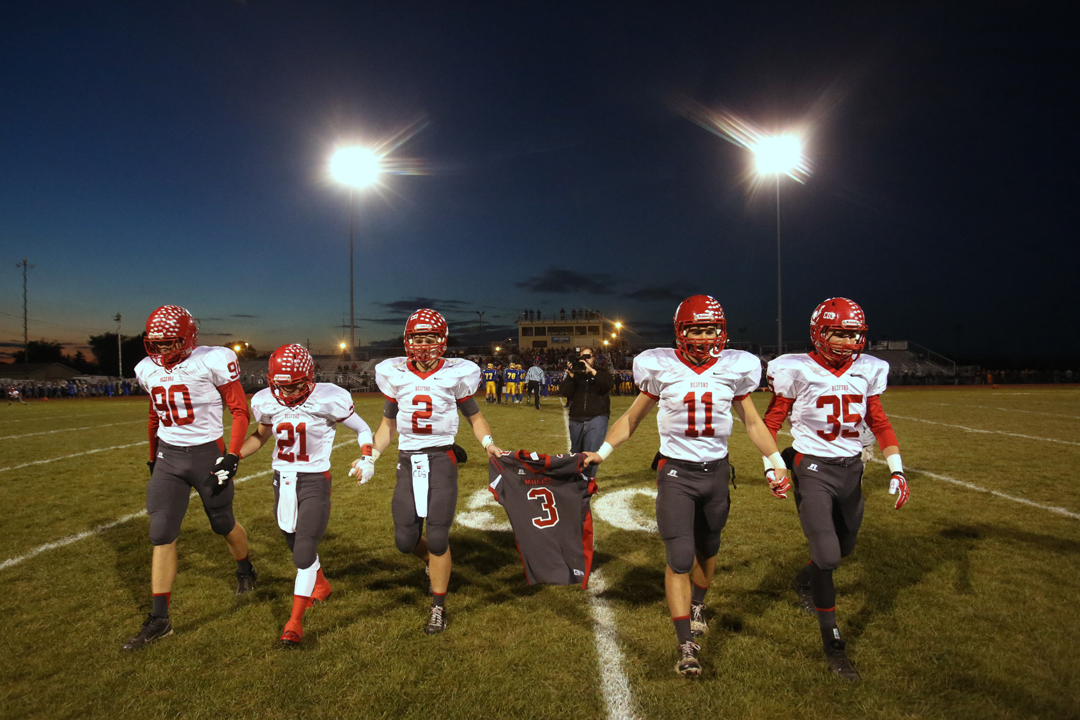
123,305,255,651
584,295,789,677
368,309,503,635
763,297,909,682
241,344,374,647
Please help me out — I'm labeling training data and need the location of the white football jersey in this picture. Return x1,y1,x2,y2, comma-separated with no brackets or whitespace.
376,357,482,451
766,353,890,458
634,348,761,463
135,345,240,447
251,383,364,472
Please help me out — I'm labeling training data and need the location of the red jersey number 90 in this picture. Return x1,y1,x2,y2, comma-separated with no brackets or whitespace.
151,385,195,427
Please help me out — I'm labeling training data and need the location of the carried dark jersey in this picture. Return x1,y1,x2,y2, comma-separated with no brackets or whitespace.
488,451,597,588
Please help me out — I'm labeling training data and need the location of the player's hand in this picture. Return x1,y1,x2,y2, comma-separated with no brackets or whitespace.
211,453,240,485
582,451,603,466
765,468,790,500
349,457,375,485
147,461,155,477
889,471,909,509
485,442,503,459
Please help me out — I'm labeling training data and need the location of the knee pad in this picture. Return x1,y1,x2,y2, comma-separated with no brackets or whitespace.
207,508,236,537
292,538,319,570
664,537,695,575
148,513,180,546
395,524,421,555
425,525,450,557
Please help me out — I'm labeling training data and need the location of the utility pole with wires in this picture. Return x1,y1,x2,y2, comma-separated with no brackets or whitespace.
114,313,123,378
16,258,33,366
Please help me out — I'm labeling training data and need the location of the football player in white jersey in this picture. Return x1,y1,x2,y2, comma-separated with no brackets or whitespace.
584,295,790,677
239,344,375,647
359,309,502,634
763,297,909,681
123,306,255,651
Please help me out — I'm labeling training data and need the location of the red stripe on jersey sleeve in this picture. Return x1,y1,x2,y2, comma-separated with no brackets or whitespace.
641,389,659,401
733,393,749,401
763,394,794,440
581,507,595,590
865,395,899,449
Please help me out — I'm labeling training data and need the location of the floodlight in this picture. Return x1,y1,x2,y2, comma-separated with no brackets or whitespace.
754,135,802,176
330,147,382,189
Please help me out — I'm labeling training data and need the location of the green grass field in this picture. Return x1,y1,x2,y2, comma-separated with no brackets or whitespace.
2,387,1079,720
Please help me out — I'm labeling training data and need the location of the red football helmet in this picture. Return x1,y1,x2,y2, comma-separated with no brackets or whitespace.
673,295,727,361
268,344,315,407
404,309,448,363
810,297,868,366
144,305,198,370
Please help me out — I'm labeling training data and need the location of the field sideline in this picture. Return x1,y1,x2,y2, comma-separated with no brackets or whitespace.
1,386,1078,720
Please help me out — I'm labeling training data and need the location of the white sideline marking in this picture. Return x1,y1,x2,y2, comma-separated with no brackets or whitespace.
867,458,1080,521
0,440,358,571
0,441,148,473
0,420,141,440
0,408,137,425
928,402,1080,421
888,414,1080,447
565,409,638,720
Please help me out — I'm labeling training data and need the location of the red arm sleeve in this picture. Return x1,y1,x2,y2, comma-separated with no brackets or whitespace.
865,395,899,450
763,395,794,440
147,399,159,462
217,380,250,456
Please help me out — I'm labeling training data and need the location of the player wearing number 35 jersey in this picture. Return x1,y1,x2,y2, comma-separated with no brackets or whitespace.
763,297,909,682
369,309,503,635
584,295,789,677
123,305,255,651
241,344,374,647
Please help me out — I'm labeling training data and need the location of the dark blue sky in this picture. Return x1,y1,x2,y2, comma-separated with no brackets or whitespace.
2,1,1076,363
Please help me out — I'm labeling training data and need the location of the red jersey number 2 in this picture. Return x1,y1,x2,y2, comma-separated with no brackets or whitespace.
411,395,434,434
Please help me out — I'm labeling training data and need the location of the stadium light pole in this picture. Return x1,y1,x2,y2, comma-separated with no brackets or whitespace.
114,313,122,378
753,135,805,355
330,147,383,364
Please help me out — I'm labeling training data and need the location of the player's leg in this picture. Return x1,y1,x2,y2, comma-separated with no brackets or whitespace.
688,462,729,638
279,473,333,646
655,465,701,676
123,455,190,650
423,451,458,634
392,452,435,602
191,443,256,593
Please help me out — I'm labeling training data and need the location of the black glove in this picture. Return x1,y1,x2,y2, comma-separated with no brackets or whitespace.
452,443,468,464
147,461,155,477
210,453,240,487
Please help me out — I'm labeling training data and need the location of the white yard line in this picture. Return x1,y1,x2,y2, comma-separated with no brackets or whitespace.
0,420,142,440
565,409,639,720
888,414,1080,447
0,441,148,473
927,402,1080,421
0,408,137,425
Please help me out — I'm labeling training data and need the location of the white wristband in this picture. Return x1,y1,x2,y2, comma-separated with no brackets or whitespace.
597,442,614,460
482,435,494,449
762,455,773,471
887,454,903,474
768,452,785,471
370,448,381,462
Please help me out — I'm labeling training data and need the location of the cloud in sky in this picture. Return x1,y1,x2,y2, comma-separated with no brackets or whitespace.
515,268,617,295
623,285,684,303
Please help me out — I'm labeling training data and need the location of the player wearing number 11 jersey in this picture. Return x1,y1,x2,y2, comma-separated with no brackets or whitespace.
763,297,909,682
584,295,789,677
241,344,375,647
124,305,255,651
369,309,503,634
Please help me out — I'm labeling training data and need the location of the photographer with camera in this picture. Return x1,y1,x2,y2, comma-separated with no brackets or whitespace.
559,348,613,478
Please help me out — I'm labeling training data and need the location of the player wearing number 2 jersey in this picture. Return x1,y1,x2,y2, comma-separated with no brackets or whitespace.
123,305,255,651
368,309,503,634
584,295,789,677
763,297,909,682
241,344,374,647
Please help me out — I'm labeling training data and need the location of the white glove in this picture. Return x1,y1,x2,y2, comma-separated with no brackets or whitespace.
349,457,375,485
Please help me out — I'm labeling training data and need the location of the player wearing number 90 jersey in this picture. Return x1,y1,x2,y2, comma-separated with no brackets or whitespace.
582,295,788,677
763,297,908,682
242,344,374,647
123,305,255,652
371,309,504,635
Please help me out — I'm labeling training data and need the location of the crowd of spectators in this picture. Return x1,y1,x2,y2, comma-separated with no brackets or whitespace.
3,378,142,400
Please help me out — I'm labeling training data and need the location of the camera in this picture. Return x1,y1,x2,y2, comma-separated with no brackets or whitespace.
571,360,588,374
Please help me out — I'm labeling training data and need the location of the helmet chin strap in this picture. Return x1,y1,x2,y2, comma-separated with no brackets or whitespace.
708,345,723,358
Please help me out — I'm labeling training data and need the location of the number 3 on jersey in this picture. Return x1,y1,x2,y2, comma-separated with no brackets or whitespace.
528,487,559,528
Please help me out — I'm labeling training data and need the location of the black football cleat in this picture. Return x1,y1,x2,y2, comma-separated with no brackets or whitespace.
121,613,173,651
791,577,815,616
235,565,258,595
690,601,708,638
824,639,861,682
675,641,702,677
424,604,447,635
